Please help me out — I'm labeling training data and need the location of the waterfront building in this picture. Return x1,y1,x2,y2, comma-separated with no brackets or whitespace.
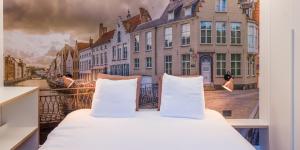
65,46,74,76
79,40,93,81
55,51,63,77
91,24,115,81
74,41,90,79
14,58,23,80
110,8,152,76
4,55,16,81
48,60,56,79
130,0,259,89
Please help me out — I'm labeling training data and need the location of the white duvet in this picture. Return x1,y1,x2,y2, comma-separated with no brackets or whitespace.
40,109,255,150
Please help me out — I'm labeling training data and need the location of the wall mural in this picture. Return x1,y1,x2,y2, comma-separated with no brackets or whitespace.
3,0,260,121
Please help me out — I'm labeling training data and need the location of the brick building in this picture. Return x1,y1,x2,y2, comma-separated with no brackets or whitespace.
130,0,259,89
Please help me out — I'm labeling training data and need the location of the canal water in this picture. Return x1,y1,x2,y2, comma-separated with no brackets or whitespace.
15,79,50,89
15,79,57,96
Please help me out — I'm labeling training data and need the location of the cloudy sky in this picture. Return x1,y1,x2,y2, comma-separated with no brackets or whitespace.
4,0,169,67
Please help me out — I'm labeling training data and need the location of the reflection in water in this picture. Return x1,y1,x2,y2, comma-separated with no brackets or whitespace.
15,79,56,95
16,79,50,89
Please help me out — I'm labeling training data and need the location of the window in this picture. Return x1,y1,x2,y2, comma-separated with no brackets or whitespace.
134,35,140,52
164,55,172,75
97,54,100,65
181,24,191,46
216,0,227,12
134,58,139,70
112,46,116,60
164,27,173,48
231,54,241,76
217,53,226,76
117,31,121,43
201,21,212,44
123,43,128,60
117,46,122,60
100,53,103,65
184,7,192,16
168,11,174,20
104,52,107,64
146,32,152,51
216,22,226,44
146,57,152,68
182,54,191,75
248,23,257,52
231,23,241,44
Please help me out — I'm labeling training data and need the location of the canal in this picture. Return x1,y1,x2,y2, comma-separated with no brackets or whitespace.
15,79,50,89
15,79,57,96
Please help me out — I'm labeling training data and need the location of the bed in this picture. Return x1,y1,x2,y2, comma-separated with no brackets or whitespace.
40,109,255,150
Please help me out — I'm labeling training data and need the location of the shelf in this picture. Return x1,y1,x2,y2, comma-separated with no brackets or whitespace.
0,87,38,105
227,119,269,128
0,125,38,150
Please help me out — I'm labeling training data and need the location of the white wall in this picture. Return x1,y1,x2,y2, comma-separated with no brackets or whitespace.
269,0,297,149
0,0,3,86
293,0,299,149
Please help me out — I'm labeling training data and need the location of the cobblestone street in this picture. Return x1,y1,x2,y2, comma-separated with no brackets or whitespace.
205,89,259,119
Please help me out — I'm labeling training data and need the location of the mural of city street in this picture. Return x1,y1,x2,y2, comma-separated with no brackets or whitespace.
4,0,260,120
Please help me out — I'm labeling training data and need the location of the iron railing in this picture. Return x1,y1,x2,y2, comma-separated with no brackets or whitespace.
39,84,159,125
39,84,259,146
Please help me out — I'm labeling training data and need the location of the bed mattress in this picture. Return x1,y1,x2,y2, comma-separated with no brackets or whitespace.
40,109,255,150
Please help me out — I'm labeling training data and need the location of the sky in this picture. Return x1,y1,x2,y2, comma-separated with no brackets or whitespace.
4,0,169,67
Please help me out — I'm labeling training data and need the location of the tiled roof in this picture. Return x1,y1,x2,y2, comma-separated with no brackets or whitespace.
77,42,90,51
92,30,115,47
135,0,200,31
122,15,142,33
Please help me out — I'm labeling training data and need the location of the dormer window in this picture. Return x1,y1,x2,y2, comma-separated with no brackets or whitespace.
168,11,174,21
184,7,192,16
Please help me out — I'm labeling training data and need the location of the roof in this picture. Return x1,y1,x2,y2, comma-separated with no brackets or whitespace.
92,30,115,47
122,15,142,33
76,42,90,51
135,0,200,31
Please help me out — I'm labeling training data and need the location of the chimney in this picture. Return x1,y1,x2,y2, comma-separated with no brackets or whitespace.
99,23,108,38
139,8,152,23
89,37,93,47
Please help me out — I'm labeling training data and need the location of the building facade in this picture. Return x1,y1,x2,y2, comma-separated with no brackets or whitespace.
91,24,115,81
110,8,152,76
79,41,93,81
4,55,29,82
130,0,259,89
4,55,16,81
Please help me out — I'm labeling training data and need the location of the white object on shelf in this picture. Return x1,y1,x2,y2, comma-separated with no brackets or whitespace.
0,87,39,150
227,119,269,129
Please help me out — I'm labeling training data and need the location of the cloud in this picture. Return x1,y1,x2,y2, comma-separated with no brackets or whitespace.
4,0,169,38
3,0,169,67
46,48,59,57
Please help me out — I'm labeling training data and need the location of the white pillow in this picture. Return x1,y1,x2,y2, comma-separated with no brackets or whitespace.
160,74,205,119
91,78,138,117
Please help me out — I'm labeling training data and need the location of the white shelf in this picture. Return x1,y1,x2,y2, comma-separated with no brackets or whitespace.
0,87,39,150
0,87,38,105
227,119,269,128
0,125,38,150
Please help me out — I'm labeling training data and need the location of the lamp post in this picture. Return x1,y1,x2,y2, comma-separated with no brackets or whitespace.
222,71,234,92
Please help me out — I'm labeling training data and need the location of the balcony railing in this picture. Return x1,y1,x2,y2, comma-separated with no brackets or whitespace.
39,84,159,125
39,85,158,143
